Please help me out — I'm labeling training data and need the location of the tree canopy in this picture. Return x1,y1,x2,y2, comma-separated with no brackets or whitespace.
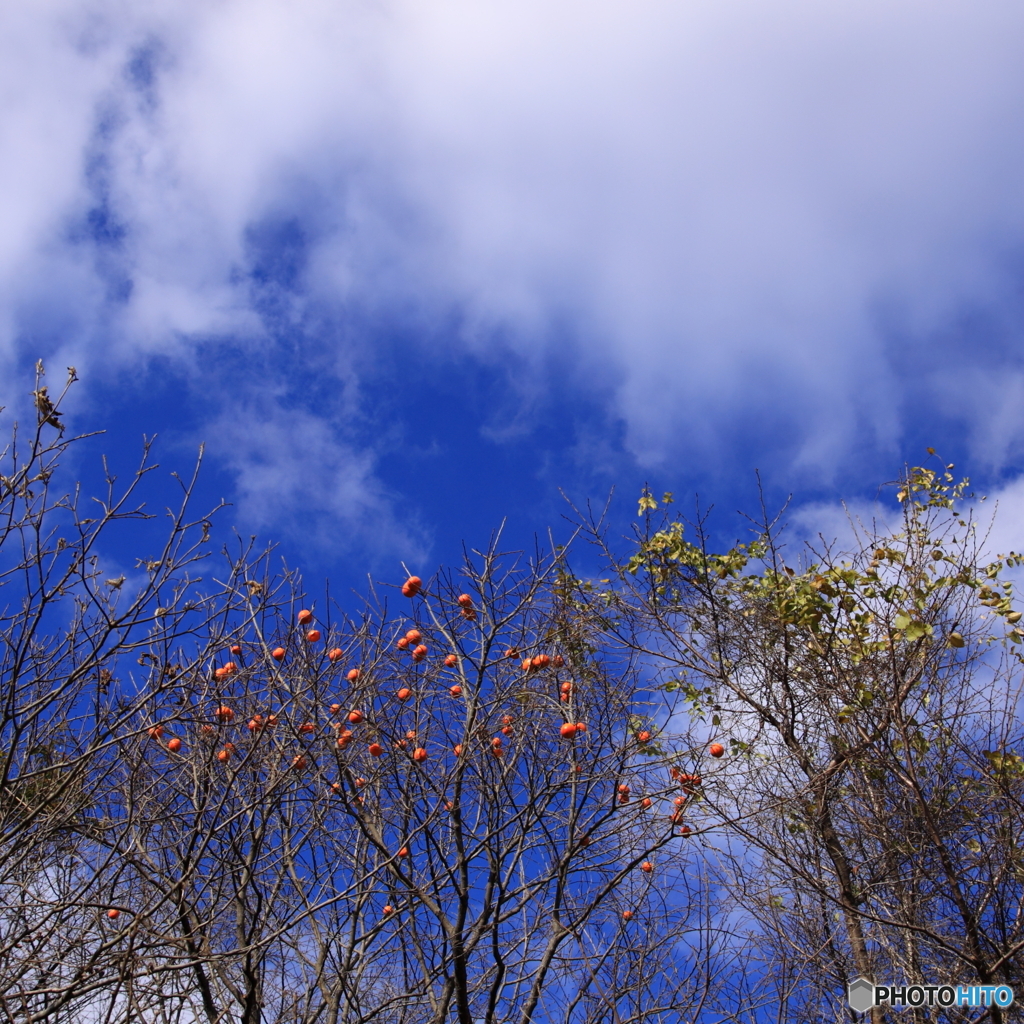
1,372,1021,1023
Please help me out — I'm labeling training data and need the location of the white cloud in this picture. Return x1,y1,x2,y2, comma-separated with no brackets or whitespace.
204,398,427,564
4,0,1024,502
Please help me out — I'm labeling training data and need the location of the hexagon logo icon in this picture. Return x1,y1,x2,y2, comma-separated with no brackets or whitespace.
848,978,876,1014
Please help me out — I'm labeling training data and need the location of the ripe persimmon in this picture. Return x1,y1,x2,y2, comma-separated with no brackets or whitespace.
449,685,462,697
298,609,314,625
306,629,321,642
147,726,165,739
167,738,182,753
217,749,230,763
368,742,383,757
453,744,463,756
559,723,577,739
292,756,307,770
457,594,473,607
679,825,692,836
402,576,422,597
709,743,725,758
383,905,394,915
272,647,286,661
229,644,242,655
406,629,422,643
411,644,427,662
412,747,428,762
107,908,120,920
337,730,353,748
355,777,366,787
215,706,234,723
575,722,587,734
299,722,316,734
622,910,634,921
560,681,573,694
348,710,364,724
396,688,411,702
397,846,409,858
641,797,652,809
552,655,565,667
444,654,457,667
505,648,518,659
346,668,360,682
641,861,653,873
532,654,551,669
397,637,409,649
638,731,651,743
328,648,343,662
461,607,476,620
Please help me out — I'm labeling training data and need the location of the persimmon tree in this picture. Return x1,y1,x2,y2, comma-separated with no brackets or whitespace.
586,466,1024,1022
0,372,730,1023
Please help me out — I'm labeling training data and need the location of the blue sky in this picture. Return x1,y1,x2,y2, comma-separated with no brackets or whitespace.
5,0,1024,592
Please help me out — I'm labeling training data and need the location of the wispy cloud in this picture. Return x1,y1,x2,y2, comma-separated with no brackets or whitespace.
204,397,428,565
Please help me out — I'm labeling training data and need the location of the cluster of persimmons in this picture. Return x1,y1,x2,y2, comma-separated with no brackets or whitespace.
130,576,725,927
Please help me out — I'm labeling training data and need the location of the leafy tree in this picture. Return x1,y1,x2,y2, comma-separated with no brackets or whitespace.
586,466,1024,1022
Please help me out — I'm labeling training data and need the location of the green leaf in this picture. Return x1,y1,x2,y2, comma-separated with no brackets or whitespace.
904,620,932,641
894,613,912,630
